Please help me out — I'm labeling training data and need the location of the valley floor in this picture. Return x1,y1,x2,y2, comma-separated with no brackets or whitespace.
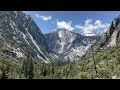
0,45,120,79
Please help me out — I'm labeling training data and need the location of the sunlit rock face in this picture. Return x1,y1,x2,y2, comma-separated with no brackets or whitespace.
45,29,99,61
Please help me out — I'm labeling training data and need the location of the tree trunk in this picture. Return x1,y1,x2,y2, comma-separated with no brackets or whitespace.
91,47,98,77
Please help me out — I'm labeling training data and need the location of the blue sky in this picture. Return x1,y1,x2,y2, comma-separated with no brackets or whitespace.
23,11,120,36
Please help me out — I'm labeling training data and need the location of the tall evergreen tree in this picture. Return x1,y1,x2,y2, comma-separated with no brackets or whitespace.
1,60,7,79
22,53,34,79
0,55,10,79
51,63,55,79
28,57,34,79
22,58,28,78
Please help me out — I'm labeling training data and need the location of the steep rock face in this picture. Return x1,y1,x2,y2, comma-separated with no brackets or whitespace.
91,15,120,52
0,11,49,62
45,29,99,61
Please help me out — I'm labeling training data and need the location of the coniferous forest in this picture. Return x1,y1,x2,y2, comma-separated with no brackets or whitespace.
0,44,120,79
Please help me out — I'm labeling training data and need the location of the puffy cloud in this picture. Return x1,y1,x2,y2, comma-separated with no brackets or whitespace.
75,19,110,36
57,21,74,31
35,14,52,21
40,16,52,21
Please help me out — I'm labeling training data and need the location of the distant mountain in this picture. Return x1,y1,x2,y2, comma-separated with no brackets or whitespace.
44,29,100,61
0,11,49,63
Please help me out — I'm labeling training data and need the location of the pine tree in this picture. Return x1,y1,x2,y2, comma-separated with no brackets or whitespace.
10,64,14,79
1,60,7,79
28,57,34,79
41,62,47,77
22,58,28,78
51,63,55,79
65,57,70,79
0,56,10,79
22,53,34,79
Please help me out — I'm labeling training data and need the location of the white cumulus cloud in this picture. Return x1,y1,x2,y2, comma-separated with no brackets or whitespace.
40,16,52,21
75,19,110,36
35,14,52,21
57,21,74,31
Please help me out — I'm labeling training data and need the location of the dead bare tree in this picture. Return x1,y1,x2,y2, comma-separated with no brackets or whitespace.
91,46,98,77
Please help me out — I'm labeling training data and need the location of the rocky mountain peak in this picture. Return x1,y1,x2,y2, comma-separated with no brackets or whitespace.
45,29,99,61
